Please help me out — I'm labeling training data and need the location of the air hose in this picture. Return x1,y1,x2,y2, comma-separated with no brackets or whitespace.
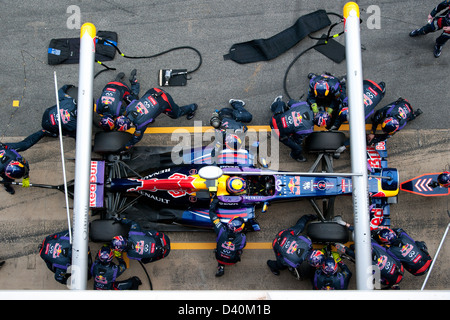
94,37,202,80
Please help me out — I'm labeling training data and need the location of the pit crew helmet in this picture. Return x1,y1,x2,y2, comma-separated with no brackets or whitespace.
377,228,397,244
437,171,450,188
308,249,325,268
381,117,400,135
338,107,349,123
99,115,115,131
314,80,330,98
5,160,28,180
111,235,127,252
313,111,331,128
115,115,131,132
98,245,114,264
227,216,245,233
226,176,247,194
322,257,338,275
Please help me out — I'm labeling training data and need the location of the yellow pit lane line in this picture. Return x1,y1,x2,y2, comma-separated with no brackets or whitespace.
171,242,354,250
131,124,375,134
171,242,273,250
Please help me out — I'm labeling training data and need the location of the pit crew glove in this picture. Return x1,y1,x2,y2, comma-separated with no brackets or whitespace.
22,177,30,188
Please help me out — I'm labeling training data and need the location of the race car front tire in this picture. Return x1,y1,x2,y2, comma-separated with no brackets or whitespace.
306,221,349,244
305,131,346,153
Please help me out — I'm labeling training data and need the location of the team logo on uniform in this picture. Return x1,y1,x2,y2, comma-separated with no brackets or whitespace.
400,243,413,257
397,107,407,119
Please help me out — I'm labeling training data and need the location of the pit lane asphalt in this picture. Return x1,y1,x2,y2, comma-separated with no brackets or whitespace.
0,0,449,295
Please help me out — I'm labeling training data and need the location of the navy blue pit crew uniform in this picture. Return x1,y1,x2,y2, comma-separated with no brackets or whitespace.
124,88,197,150
270,97,314,162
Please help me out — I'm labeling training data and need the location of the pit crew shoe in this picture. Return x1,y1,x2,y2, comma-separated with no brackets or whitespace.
114,72,125,81
272,95,283,105
186,104,198,120
229,99,246,108
434,44,443,58
215,265,225,277
267,260,280,276
409,29,422,37
129,69,138,84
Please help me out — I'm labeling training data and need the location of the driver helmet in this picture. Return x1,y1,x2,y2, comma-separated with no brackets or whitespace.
226,176,247,194
437,171,450,188
381,117,400,135
308,249,325,268
227,216,245,233
97,245,114,264
115,115,131,132
314,80,330,98
322,257,338,275
313,111,331,128
99,115,115,131
5,160,28,180
377,228,397,244
111,235,127,252
225,134,243,151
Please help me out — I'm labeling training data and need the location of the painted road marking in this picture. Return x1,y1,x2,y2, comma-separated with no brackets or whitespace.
171,242,272,250
136,124,375,134
12,100,20,107
170,242,354,250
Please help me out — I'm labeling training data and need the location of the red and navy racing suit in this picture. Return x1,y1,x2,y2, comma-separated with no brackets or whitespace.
369,98,420,144
41,85,77,138
268,214,316,274
117,218,170,264
39,230,72,285
332,80,386,130
382,228,432,276
209,197,247,266
371,240,404,287
416,1,450,46
0,130,47,191
307,73,343,125
95,80,139,119
124,88,197,149
312,261,352,290
270,100,314,160
90,254,141,290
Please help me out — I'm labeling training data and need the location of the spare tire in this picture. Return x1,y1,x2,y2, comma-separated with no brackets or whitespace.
306,221,349,243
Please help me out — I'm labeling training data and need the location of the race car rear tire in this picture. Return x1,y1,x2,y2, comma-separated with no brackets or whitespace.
89,219,129,242
305,131,346,153
93,131,133,154
306,221,349,243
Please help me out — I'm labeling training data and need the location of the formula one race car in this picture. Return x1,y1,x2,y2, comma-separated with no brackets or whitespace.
88,130,399,243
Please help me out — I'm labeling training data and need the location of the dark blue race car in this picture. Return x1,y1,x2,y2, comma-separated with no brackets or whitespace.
88,130,399,242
